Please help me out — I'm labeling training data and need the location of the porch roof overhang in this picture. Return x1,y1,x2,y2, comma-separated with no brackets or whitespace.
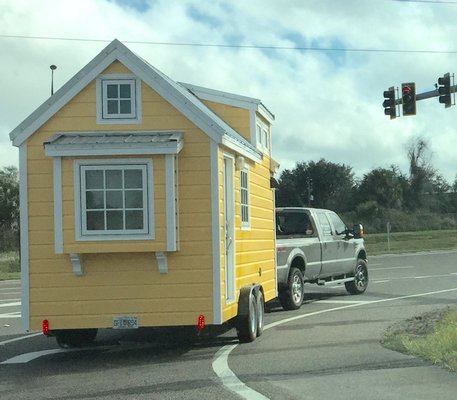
43,131,184,157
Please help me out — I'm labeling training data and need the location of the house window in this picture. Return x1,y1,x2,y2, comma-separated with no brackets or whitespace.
96,75,142,124
75,160,154,240
240,168,250,228
255,119,270,155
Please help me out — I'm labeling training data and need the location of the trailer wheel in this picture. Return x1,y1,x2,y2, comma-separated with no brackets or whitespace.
256,290,265,337
236,292,258,343
279,267,304,310
55,329,98,348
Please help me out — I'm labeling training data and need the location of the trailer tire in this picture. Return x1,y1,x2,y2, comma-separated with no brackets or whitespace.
279,267,304,311
55,329,98,348
236,292,258,343
256,290,265,337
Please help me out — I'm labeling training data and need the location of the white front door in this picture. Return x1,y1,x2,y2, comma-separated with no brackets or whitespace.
223,156,235,302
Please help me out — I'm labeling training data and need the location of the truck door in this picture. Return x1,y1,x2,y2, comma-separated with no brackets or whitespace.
327,211,356,274
315,211,340,276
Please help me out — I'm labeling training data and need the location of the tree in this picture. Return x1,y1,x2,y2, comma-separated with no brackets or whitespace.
405,137,435,210
0,166,19,229
357,166,404,209
276,159,355,212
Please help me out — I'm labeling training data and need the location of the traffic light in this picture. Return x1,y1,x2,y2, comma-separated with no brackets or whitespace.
401,82,416,116
438,73,452,108
383,87,396,119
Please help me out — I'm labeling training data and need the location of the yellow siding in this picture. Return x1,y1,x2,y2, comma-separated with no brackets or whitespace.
203,100,251,141
26,60,215,330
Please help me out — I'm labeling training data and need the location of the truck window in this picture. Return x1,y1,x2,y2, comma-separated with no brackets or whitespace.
328,212,346,234
276,211,311,237
316,212,332,236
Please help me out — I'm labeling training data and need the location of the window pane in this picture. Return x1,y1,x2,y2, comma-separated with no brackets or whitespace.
86,191,104,209
86,211,104,230
106,169,122,189
125,210,144,230
107,84,118,98
85,170,103,189
125,169,143,188
119,84,131,99
107,210,123,230
119,100,132,114
125,190,143,208
107,100,118,114
106,190,123,209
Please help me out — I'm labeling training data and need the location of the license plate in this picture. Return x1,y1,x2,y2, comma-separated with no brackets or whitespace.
112,316,138,329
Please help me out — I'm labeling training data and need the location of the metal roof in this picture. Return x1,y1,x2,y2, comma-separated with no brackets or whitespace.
44,131,184,157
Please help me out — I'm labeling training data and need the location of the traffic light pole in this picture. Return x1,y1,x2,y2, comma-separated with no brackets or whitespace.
394,86,456,104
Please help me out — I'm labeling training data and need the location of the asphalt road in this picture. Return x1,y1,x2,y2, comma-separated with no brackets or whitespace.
1,251,457,400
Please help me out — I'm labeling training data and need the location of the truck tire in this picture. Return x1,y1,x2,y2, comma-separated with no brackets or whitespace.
279,267,304,310
345,259,369,295
55,329,98,348
236,292,258,343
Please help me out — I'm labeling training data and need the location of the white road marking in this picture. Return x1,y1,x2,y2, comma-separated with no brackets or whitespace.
0,302,21,308
213,345,269,400
212,286,457,400
0,332,42,346
1,349,69,364
372,280,390,283
371,266,415,271
317,300,370,304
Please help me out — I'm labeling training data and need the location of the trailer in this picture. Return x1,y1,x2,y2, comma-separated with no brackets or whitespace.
9,39,278,346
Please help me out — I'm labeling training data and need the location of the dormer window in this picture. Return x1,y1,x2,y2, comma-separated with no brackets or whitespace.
255,118,270,155
96,74,142,124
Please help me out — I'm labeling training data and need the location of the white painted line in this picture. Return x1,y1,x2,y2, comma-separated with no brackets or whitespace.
0,332,42,346
371,266,415,271
1,349,68,364
414,276,433,279
213,344,269,400
212,286,457,399
372,280,390,284
317,300,370,305
0,302,21,308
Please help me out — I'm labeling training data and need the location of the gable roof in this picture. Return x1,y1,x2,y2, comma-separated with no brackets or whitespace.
9,39,262,162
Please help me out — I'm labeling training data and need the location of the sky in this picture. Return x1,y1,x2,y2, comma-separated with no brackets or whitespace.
2,0,457,183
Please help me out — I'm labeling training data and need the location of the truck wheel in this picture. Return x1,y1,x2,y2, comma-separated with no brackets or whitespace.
256,290,265,337
345,259,369,295
236,292,258,343
279,267,304,310
55,329,98,348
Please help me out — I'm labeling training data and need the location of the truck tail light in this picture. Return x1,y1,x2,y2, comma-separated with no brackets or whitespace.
42,319,50,335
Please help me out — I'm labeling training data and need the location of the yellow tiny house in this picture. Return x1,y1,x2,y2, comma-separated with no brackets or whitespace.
10,39,277,345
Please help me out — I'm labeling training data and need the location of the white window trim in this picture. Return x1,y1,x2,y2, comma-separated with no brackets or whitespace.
255,118,270,155
240,167,250,230
74,159,154,241
96,74,142,124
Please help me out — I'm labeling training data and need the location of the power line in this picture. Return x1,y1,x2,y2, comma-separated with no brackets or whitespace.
393,0,457,3
1,33,457,54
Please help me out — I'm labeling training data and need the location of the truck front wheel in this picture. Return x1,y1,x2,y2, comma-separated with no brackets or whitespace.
279,267,304,311
345,259,369,295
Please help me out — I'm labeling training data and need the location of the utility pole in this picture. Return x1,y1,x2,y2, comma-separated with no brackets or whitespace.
50,65,57,96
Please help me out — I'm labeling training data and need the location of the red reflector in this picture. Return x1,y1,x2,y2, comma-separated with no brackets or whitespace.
42,319,50,335
197,314,205,331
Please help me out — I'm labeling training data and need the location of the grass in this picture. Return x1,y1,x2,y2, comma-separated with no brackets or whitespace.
383,308,457,372
0,251,20,281
364,229,457,255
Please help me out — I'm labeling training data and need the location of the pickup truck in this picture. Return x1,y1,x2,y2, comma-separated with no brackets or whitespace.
275,207,368,310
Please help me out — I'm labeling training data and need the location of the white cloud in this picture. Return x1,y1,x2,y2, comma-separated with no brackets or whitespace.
1,0,457,183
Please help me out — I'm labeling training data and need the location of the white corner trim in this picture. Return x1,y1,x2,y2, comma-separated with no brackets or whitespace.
156,252,168,274
53,157,63,254
165,154,178,251
210,140,222,324
19,144,30,332
70,253,84,276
